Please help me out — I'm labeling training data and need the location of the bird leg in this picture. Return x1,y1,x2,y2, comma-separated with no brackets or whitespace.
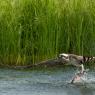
80,64,84,73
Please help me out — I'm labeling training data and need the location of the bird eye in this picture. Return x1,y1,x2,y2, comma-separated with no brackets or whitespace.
63,56,69,59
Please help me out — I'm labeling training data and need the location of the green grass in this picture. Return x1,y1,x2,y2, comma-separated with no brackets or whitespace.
0,0,95,66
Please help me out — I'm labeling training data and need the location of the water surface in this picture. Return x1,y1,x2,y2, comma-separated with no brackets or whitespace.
0,66,95,95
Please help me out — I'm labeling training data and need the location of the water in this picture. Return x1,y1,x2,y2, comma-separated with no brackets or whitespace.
0,66,95,95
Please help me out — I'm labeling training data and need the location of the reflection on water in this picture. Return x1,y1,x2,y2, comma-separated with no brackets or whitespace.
0,66,95,95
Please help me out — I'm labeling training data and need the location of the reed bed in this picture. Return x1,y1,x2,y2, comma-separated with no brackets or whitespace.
0,0,95,66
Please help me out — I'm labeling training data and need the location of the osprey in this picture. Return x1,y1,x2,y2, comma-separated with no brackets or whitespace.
58,53,95,67
58,53,94,83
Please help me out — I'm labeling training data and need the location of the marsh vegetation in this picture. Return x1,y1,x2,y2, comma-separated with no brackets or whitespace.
0,0,95,66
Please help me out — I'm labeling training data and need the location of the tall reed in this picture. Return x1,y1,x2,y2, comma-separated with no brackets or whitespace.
0,0,95,66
